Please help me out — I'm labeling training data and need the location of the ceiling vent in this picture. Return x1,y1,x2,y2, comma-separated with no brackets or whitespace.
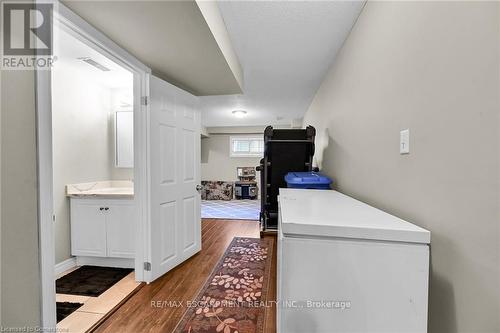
78,57,110,72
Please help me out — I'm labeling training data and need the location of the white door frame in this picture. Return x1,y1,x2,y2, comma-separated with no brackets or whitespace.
35,2,151,327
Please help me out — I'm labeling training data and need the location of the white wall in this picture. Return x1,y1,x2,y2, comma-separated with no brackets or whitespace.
52,61,112,264
52,61,133,264
303,2,499,332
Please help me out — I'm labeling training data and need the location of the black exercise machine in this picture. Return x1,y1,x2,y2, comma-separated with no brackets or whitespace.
256,125,317,233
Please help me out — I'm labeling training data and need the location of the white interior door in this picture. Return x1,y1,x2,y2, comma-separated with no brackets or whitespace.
147,75,201,282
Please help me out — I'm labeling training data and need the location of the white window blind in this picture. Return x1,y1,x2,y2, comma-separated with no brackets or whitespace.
230,136,264,157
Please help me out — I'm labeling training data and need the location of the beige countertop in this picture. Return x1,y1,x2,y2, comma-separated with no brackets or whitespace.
66,180,134,198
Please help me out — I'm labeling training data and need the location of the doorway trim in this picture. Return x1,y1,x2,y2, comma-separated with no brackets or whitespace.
35,2,151,327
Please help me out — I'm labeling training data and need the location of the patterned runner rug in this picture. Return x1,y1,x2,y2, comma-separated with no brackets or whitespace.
174,237,273,333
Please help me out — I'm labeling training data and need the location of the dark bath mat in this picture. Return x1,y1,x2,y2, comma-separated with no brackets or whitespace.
56,302,83,323
56,265,133,297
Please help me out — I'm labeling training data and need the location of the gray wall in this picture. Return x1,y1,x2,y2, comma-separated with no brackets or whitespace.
303,1,499,332
1,70,41,326
201,134,262,185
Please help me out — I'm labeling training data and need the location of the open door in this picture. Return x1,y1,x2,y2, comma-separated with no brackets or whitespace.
146,75,202,282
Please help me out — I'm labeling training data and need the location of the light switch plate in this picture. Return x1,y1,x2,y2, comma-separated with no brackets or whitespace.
400,129,410,154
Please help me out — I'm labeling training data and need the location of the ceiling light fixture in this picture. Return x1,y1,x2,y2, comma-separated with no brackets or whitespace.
232,110,247,118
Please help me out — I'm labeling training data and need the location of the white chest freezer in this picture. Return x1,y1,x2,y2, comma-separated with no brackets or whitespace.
277,189,430,333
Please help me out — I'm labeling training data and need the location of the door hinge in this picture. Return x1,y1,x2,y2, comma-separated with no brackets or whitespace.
141,96,149,106
144,262,151,271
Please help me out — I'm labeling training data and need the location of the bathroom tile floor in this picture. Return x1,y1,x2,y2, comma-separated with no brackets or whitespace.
56,268,141,333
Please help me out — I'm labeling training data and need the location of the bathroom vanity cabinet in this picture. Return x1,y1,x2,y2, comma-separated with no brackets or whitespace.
70,197,135,259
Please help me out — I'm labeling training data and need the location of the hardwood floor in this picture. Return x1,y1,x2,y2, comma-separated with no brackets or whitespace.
93,219,276,333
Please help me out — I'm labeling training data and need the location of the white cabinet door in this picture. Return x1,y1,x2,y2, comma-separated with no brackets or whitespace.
147,75,201,282
70,199,107,257
106,200,136,258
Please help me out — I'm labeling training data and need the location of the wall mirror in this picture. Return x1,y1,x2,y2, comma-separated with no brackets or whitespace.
115,110,134,168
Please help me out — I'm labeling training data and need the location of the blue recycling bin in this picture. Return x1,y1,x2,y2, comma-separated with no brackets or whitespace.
284,171,332,189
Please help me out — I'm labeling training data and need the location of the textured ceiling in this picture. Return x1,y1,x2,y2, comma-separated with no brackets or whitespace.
200,1,365,127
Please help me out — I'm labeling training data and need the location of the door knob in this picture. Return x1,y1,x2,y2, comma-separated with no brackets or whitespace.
196,185,203,192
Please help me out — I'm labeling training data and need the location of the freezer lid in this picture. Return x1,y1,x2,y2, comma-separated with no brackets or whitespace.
279,189,430,244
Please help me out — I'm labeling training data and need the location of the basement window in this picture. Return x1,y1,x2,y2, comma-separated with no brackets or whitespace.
230,136,264,157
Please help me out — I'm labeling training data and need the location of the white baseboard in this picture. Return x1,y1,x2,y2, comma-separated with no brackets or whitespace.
55,257,77,275
76,256,135,268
